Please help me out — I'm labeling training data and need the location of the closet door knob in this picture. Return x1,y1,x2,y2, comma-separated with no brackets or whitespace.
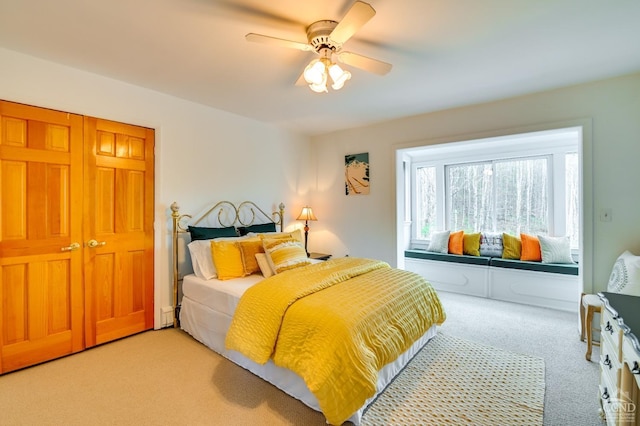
61,242,81,252
87,239,106,248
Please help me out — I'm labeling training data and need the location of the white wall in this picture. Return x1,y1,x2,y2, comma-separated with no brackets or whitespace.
3,45,638,310
0,48,313,329
311,72,640,293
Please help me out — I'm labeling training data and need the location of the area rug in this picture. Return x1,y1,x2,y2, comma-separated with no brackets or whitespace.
361,333,545,425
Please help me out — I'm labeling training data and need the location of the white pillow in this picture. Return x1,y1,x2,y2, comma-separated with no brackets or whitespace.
538,235,575,264
427,230,451,254
187,240,216,280
479,232,503,257
607,251,640,296
187,236,247,280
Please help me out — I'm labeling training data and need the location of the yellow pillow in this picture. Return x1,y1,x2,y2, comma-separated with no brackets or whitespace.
257,228,304,244
210,239,246,280
463,232,481,256
502,233,522,259
520,233,542,261
448,230,464,255
262,237,310,274
236,237,263,275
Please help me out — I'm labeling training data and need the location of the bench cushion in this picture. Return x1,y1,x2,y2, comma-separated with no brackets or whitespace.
404,250,491,266
405,250,578,275
489,257,579,276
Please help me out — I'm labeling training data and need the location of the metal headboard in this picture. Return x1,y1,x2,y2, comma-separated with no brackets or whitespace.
169,201,285,327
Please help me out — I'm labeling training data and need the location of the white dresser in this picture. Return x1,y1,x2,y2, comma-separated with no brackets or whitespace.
598,292,640,426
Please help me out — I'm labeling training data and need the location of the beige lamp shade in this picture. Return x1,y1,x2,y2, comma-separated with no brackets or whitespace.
296,206,318,222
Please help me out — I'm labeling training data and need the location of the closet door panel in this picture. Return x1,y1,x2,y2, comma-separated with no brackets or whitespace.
0,101,83,374
84,117,154,348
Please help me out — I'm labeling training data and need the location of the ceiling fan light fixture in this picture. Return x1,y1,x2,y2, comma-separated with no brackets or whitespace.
245,1,392,93
303,59,326,85
329,63,351,90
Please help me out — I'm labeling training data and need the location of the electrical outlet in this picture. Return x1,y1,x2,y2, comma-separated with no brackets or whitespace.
600,208,612,222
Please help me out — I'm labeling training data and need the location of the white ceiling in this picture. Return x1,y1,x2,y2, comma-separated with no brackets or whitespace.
1,0,640,136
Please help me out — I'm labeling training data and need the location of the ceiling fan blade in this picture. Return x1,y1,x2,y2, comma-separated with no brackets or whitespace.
330,1,376,45
245,33,313,52
337,51,392,75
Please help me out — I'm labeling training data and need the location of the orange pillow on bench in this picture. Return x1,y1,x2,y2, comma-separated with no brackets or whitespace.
448,230,464,255
520,233,542,261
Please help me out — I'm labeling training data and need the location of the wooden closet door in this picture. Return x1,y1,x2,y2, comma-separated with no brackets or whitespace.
83,117,154,347
0,101,84,373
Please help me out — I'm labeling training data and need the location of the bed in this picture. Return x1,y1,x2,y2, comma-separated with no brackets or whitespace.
170,200,445,425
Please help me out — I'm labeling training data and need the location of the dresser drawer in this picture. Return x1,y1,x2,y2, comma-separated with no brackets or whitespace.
600,345,621,392
622,336,640,389
602,310,622,360
599,372,622,426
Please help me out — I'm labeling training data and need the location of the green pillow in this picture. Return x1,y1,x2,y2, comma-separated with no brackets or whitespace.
237,223,276,236
188,226,238,241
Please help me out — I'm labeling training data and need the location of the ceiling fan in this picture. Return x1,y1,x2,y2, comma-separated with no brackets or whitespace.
245,1,392,93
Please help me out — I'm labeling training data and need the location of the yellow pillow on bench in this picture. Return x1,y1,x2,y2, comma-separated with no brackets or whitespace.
463,232,481,256
502,233,521,259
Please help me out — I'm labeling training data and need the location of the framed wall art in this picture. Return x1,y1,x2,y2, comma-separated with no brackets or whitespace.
345,152,370,196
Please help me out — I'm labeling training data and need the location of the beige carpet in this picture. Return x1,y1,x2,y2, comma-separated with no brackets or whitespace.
362,333,545,425
0,329,544,425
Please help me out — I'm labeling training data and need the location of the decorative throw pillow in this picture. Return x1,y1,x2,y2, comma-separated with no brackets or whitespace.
188,225,238,241
262,237,310,273
187,239,218,280
607,251,640,296
520,233,542,261
427,230,451,254
255,253,274,278
210,239,247,280
236,237,263,275
480,232,503,257
254,229,304,244
448,230,464,255
502,233,521,259
187,236,246,280
463,232,481,256
538,235,575,264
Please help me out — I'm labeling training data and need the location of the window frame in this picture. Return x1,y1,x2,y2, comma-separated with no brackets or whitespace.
408,130,579,251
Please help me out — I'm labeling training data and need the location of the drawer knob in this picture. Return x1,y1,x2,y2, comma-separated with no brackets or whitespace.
633,361,640,375
603,355,612,369
602,387,610,402
605,321,614,335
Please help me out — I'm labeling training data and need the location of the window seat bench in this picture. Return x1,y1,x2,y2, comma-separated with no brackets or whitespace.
404,249,580,312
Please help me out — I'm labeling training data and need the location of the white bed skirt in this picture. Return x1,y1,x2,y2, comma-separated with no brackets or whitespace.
180,295,438,425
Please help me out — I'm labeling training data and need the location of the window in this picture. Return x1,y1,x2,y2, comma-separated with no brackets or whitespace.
409,128,580,249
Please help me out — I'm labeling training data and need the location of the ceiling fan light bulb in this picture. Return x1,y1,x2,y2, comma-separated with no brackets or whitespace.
304,59,326,85
309,81,328,93
329,64,351,90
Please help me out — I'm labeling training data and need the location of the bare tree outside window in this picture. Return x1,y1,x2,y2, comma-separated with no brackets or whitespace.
446,157,548,235
416,166,436,238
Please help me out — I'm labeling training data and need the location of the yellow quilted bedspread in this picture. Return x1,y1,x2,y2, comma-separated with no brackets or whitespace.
225,257,446,425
